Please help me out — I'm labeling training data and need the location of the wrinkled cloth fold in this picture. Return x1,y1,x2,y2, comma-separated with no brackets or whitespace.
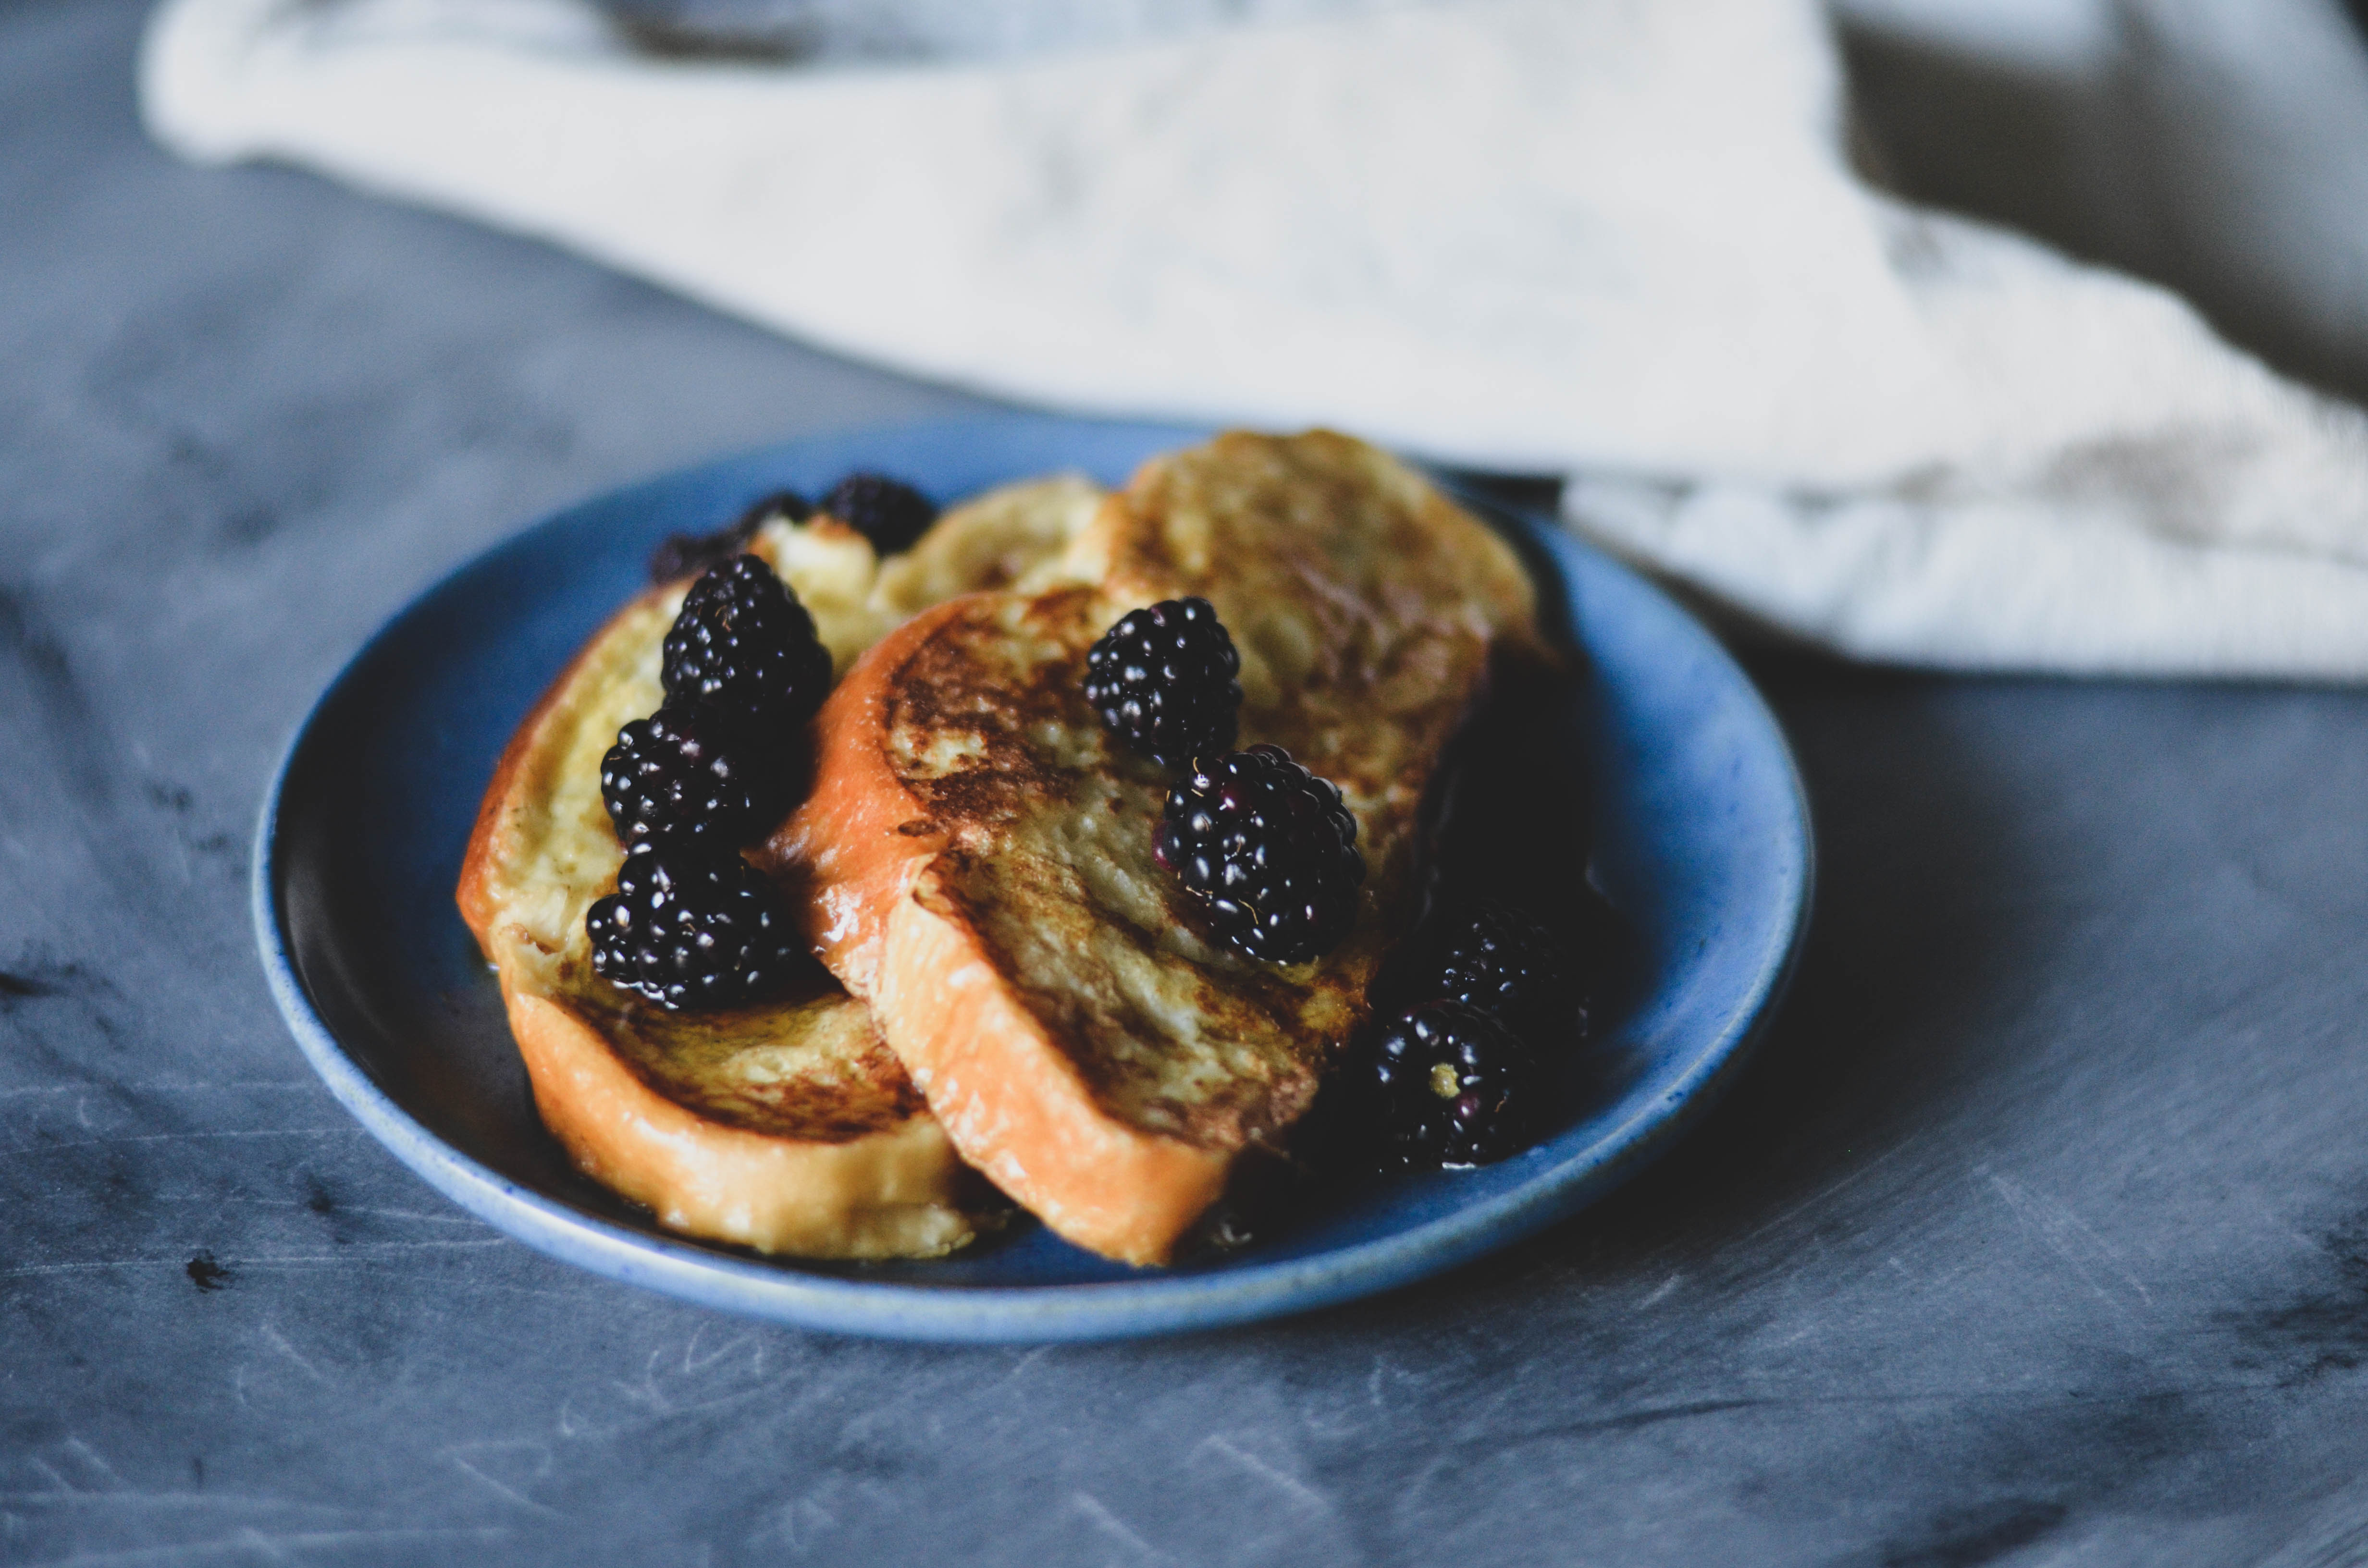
142,0,2368,676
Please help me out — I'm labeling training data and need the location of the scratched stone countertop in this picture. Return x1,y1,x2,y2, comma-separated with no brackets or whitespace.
10,4,2368,1566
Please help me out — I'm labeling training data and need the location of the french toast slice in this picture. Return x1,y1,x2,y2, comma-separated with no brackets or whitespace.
457,476,1103,1258
761,432,1542,1264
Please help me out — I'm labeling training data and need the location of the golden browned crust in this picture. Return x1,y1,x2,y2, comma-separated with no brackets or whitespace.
764,431,1540,1264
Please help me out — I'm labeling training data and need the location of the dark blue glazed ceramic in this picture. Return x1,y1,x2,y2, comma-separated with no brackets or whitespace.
252,413,1811,1343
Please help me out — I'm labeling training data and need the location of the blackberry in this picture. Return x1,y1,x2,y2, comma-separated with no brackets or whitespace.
647,490,810,585
820,471,937,554
600,704,781,849
587,844,806,1011
1357,1001,1544,1170
660,555,833,727
1155,744,1364,964
1409,900,1583,1048
1083,597,1243,769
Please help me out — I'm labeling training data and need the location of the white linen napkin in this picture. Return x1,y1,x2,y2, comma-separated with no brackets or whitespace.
140,0,2368,677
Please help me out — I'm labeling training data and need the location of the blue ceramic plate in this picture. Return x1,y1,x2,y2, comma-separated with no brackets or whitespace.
253,414,1811,1343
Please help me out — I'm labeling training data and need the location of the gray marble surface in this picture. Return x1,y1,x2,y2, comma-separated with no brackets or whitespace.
11,3,2368,1564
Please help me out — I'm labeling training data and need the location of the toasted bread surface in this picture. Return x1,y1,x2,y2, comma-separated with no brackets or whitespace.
764,432,1540,1264
457,477,1103,1258
505,980,976,1258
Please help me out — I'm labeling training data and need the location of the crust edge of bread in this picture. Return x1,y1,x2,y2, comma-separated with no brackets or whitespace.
881,877,1232,1266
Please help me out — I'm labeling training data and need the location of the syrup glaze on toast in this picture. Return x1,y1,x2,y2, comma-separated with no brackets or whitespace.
765,432,1542,1264
457,476,1102,1258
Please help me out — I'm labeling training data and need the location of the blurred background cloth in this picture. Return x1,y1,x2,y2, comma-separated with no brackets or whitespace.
141,0,2368,678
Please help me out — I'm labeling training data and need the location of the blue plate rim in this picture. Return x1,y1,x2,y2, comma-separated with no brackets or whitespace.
250,413,1814,1345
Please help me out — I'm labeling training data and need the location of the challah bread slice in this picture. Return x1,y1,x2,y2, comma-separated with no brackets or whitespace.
761,432,1542,1265
457,476,1102,1258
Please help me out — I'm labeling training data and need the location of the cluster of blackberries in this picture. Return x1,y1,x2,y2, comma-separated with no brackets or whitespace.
588,552,833,1011
1087,600,1367,967
599,470,939,1009
1082,596,1603,1165
646,471,937,584
1340,899,1589,1170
